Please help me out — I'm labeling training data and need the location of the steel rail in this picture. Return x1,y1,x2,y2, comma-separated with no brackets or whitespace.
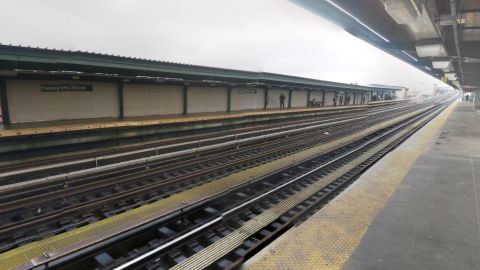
112,97,453,270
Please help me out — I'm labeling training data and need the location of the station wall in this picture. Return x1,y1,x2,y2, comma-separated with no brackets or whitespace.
324,92,336,106
231,88,265,111
309,90,323,105
187,86,227,113
356,92,367,104
124,84,183,117
291,90,307,107
6,80,118,123
351,93,357,104
4,78,382,124
267,89,290,109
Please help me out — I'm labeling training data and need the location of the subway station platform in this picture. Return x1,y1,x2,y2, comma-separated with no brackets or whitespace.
0,105,370,156
0,105,364,138
244,101,480,270
0,100,401,139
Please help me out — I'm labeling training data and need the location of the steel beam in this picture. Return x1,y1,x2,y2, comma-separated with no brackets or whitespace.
264,88,269,109
182,84,188,114
288,89,293,108
117,80,124,119
0,78,9,125
227,86,232,112
307,89,311,107
450,0,465,85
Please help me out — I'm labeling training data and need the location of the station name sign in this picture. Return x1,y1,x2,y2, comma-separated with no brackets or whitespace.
41,84,93,92
239,89,257,94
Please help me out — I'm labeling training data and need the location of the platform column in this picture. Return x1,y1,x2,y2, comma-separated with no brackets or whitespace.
288,89,293,108
227,86,232,112
117,80,124,119
475,89,480,110
182,84,188,115
0,78,9,126
307,89,311,107
321,90,326,106
264,88,269,109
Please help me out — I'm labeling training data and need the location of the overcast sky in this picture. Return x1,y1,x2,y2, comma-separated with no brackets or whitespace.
1,0,451,93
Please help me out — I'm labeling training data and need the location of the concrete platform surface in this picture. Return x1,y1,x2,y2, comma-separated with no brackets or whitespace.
244,101,480,270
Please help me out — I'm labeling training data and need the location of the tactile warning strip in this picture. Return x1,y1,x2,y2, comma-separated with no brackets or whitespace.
0,106,426,270
244,102,456,270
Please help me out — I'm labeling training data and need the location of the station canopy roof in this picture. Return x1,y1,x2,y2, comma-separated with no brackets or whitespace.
291,0,480,90
0,44,401,92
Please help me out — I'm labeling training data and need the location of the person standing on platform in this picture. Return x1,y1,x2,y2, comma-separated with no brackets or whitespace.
466,94,470,102
333,95,338,106
346,95,351,105
339,95,343,106
279,93,286,109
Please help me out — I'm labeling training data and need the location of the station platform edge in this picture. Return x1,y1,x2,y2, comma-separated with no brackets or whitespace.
0,100,403,138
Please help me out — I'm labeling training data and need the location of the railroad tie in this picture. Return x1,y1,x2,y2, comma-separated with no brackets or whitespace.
0,106,427,270
170,125,413,270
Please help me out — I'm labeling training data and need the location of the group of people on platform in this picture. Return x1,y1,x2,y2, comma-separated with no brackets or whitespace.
371,93,394,101
266,92,379,109
331,94,367,106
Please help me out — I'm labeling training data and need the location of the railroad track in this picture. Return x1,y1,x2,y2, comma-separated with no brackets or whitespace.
0,103,407,184
0,101,434,255
2,95,454,270
49,96,455,270
0,102,420,194
2,101,406,172
0,106,373,174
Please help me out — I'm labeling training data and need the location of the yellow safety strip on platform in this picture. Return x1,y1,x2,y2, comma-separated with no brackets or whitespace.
0,104,420,270
244,102,457,270
0,105,370,138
